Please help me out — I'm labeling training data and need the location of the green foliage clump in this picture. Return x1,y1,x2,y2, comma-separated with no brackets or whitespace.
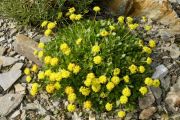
25,17,160,117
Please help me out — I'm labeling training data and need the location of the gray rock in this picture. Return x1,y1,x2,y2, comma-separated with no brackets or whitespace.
72,112,81,120
0,70,22,91
10,29,18,37
10,63,24,71
139,107,157,120
13,34,42,66
40,36,52,43
0,47,5,56
170,113,180,120
24,103,46,115
165,77,180,112
0,117,7,120
160,30,172,41
152,64,168,79
0,37,5,42
0,56,19,67
10,110,20,119
20,110,26,120
139,90,155,109
161,76,170,91
0,94,24,116
150,87,162,103
43,115,51,120
14,84,26,94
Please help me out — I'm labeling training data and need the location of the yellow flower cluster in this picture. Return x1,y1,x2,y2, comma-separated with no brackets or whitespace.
60,43,71,55
41,21,57,36
93,6,100,12
100,30,109,37
66,7,83,21
68,63,81,74
105,102,113,111
30,83,39,96
83,100,92,110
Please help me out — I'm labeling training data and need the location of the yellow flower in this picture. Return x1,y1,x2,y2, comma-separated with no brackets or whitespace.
50,57,59,66
68,93,76,103
76,38,82,45
75,14,82,20
146,57,152,64
99,75,107,84
26,75,32,83
113,68,120,75
93,56,102,64
92,84,101,93
111,76,120,85
139,86,148,95
67,104,76,112
127,17,133,23
68,63,75,71
69,14,76,21
63,48,71,55
106,82,115,91
118,110,126,118
143,46,152,54
100,30,109,37
49,72,56,81
73,65,81,74
118,16,124,24
38,71,45,80
119,95,128,104
61,69,70,78
141,16,147,22
92,45,100,53
41,21,48,27
100,92,107,98
33,50,38,55
38,42,45,49
153,79,160,87
93,6,100,12
44,29,52,36
47,22,56,29
60,43,69,51
44,56,52,65
69,7,75,13
84,78,92,87
144,25,152,31
55,72,62,81
83,100,92,110
45,69,52,77
122,87,131,97
105,102,113,111
123,75,130,83
86,73,95,79
38,51,44,58
128,24,139,30
46,84,55,94
149,39,156,48
138,39,144,47
32,83,39,90
144,77,153,86
139,66,145,73
65,86,74,95
54,82,61,90
109,25,115,31
129,64,137,74
24,68,30,75
79,86,90,96
30,88,38,96
31,64,38,72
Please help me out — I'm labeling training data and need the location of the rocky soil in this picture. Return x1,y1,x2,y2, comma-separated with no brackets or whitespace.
0,0,180,120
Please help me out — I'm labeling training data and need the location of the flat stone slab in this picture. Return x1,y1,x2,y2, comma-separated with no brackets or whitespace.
0,56,19,67
0,94,24,116
0,70,21,91
14,34,42,66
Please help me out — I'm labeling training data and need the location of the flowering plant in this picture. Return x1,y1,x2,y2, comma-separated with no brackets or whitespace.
25,9,160,118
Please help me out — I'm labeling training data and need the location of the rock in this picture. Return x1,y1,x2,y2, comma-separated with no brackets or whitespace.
152,64,168,79
89,114,96,120
13,34,42,66
14,84,25,94
43,115,51,120
0,37,5,42
10,62,24,71
72,112,81,120
170,113,180,120
0,56,19,67
107,0,133,15
10,110,20,119
40,36,52,43
165,77,180,112
20,110,26,120
0,117,7,120
161,76,170,91
150,87,162,103
0,47,5,56
139,90,155,109
159,30,172,41
0,70,21,91
0,94,24,116
10,29,17,37
24,103,46,115
139,106,157,120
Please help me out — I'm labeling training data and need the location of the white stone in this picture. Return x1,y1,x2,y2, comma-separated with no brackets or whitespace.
152,64,168,79
0,70,22,91
10,63,24,71
14,84,26,94
0,94,24,116
10,110,20,119
0,56,19,67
